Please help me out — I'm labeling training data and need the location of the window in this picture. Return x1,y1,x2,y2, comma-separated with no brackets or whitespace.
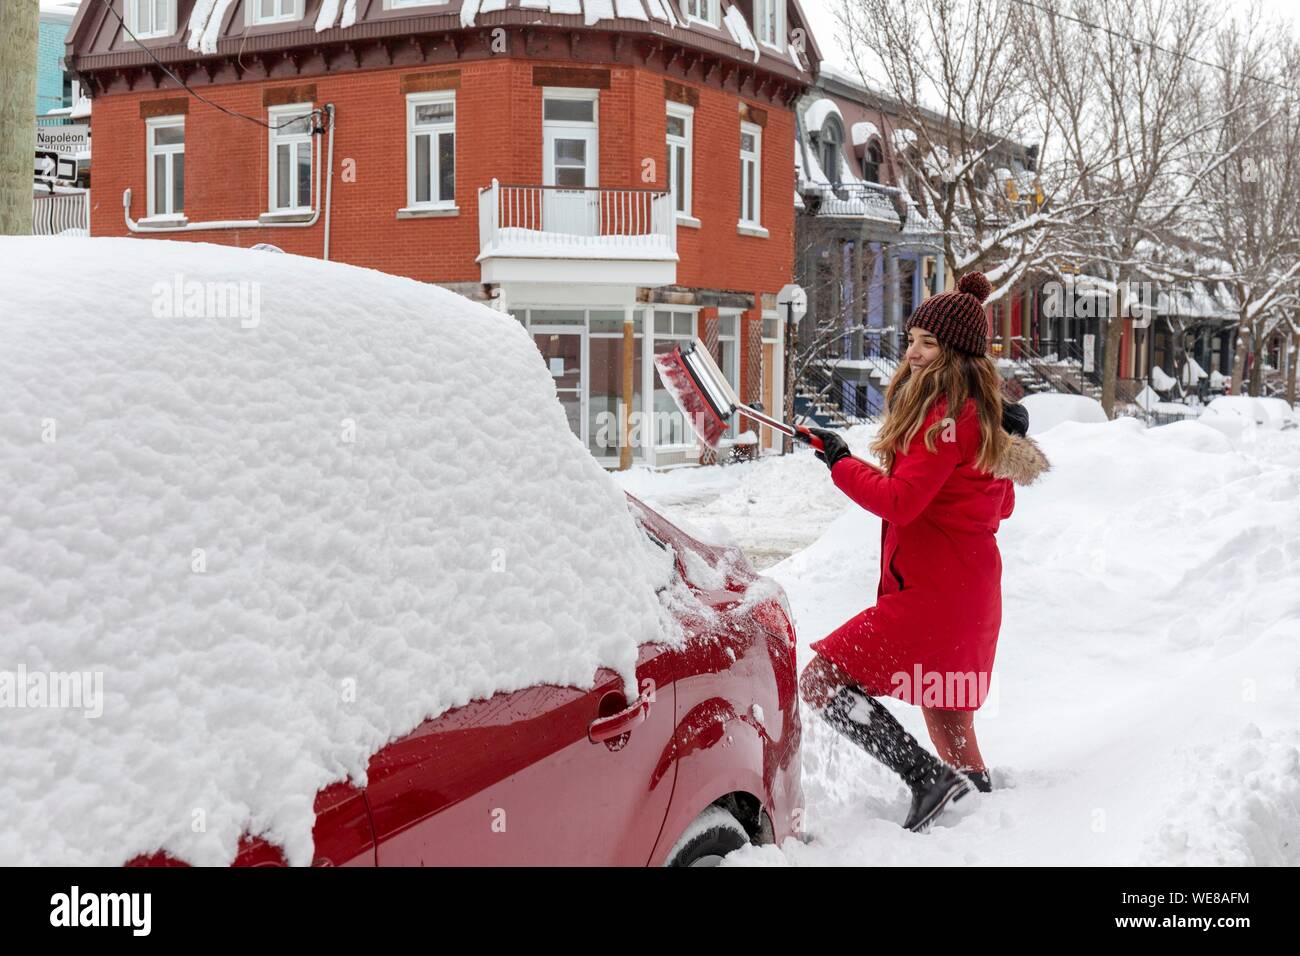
715,313,740,438
739,121,762,227
666,102,693,218
755,0,784,49
146,116,184,218
246,0,303,26
268,104,314,212
407,92,455,208
862,141,883,183
126,0,175,39
682,0,718,26
820,117,843,186
653,310,699,447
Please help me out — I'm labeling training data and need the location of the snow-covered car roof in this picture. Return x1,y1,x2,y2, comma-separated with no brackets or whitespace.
0,237,678,865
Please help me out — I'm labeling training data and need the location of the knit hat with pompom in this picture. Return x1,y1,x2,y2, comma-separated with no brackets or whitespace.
905,272,993,356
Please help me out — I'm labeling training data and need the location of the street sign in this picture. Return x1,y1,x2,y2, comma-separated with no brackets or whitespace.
36,124,90,155
777,283,807,322
34,150,77,182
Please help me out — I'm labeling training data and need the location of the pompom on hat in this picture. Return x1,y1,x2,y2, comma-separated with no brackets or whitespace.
905,272,993,356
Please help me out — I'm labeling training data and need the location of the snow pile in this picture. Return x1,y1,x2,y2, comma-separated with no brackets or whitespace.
701,417,1300,865
1019,392,1108,434
1142,724,1300,866
0,237,676,866
1150,365,1176,392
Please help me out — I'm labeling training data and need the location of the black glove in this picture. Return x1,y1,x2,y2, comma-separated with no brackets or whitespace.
808,427,853,470
1001,402,1029,437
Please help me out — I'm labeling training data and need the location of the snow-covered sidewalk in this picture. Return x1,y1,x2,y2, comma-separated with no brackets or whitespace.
621,419,1300,866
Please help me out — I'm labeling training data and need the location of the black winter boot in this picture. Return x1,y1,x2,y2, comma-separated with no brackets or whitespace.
817,685,972,832
961,768,993,793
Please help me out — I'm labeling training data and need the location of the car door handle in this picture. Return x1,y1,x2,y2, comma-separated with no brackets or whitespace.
588,694,651,744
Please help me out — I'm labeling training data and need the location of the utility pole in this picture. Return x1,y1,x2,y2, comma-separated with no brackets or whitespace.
1,0,40,235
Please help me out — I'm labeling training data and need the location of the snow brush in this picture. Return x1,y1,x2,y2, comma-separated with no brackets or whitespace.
653,339,824,452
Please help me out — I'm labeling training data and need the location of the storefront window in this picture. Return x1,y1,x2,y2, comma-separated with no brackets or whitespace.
652,309,699,447
588,311,642,459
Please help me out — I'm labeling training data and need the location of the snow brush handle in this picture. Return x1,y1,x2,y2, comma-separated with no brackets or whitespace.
794,426,825,452
734,403,825,451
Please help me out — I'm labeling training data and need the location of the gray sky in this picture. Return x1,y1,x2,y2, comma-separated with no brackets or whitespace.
799,0,1300,81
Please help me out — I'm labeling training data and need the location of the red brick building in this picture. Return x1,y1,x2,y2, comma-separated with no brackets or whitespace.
67,0,821,467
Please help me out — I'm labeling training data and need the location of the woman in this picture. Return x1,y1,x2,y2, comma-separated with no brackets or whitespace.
801,271,1050,833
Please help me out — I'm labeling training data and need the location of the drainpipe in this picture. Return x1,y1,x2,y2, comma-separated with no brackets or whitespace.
322,103,336,260
123,104,336,239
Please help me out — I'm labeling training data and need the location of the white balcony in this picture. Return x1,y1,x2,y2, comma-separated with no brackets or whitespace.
477,180,678,286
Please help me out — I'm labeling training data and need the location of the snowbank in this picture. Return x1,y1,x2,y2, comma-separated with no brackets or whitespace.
1019,392,1108,434
0,237,676,866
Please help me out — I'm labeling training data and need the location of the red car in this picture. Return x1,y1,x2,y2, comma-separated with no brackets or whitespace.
135,493,803,867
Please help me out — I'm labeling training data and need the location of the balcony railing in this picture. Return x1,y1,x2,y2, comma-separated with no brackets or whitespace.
478,179,677,259
32,192,89,236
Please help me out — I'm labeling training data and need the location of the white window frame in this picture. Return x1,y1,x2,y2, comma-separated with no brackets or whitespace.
739,120,763,229
754,0,784,51
666,101,694,222
125,0,176,40
682,0,719,27
267,103,315,213
405,91,456,210
716,311,742,438
245,0,304,27
385,0,449,7
145,115,184,219
651,308,702,452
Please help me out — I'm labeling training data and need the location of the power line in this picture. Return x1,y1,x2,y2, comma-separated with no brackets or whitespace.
94,0,325,132
1008,0,1300,98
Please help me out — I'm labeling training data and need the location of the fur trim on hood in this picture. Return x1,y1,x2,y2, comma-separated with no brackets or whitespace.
992,433,1051,486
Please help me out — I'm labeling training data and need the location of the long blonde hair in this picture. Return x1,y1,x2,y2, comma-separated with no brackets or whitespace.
869,342,1007,475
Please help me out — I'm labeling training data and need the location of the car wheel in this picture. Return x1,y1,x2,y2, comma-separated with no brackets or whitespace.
664,805,751,867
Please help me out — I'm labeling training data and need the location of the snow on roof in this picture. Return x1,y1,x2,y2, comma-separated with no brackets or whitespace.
614,0,648,18
0,237,678,866
803,97,845,136
851,120,880,147
583,0,615,25
722,4,761,64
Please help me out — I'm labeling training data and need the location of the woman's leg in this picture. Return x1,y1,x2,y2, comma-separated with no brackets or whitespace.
799,654,972,830
800,656,941,785
921,706,985,772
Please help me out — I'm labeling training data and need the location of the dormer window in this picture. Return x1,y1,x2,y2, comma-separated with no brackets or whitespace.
819,116,843,186
862,141,883,183
682,0,720,27
125,0,175,39
755,0,784,49
247,0,304,26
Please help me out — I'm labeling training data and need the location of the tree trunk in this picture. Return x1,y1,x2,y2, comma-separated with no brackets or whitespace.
1228,322,1249,396
1248,327,1266,397
1101,308,1121,419
1285,328,1298,407
0,0,39,235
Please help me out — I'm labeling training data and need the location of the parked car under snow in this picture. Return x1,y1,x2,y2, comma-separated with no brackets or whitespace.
0,238,802,867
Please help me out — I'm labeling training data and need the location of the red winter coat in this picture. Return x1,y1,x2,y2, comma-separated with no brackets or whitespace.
809,395,1036,711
